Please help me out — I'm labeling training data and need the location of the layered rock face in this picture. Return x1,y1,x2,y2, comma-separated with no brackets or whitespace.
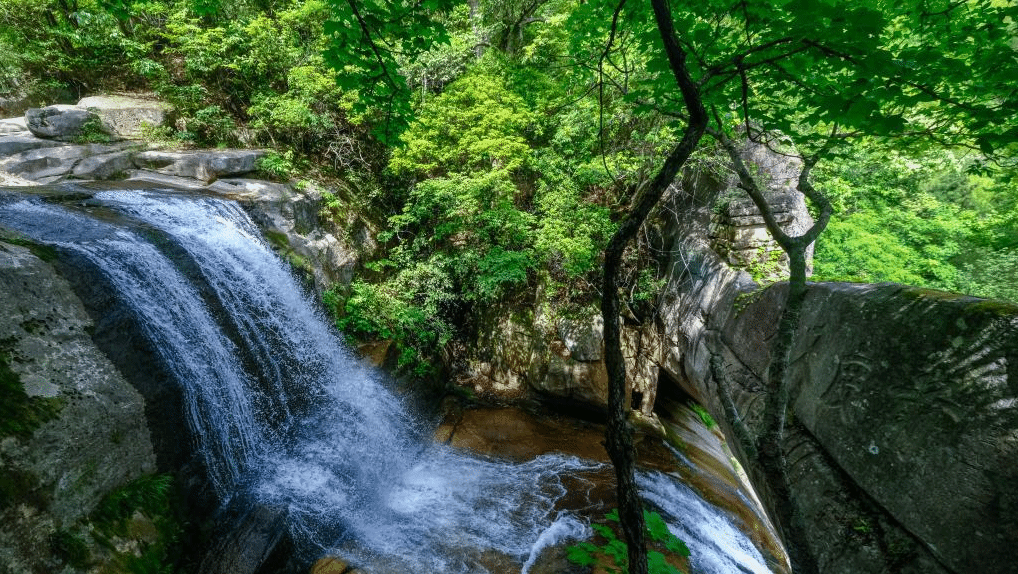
0,240,156,573
655,167,1017,572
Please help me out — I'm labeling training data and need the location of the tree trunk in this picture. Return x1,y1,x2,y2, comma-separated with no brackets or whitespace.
755,244,819,574
599,3,706,572
713,130,831,574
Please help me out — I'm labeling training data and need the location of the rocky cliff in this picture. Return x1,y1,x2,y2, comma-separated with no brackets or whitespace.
445,138,1018,573
0,237,157,573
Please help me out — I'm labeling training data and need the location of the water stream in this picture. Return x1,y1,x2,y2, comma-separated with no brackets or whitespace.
0,189,778,573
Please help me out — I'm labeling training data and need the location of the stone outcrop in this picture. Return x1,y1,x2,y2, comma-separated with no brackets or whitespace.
0,240,157,573
77,95,172,139
26,105,109,142
213,178,366,294
132,149,265,183
0,141,138,183
0,133,63,157
653,163,1018,573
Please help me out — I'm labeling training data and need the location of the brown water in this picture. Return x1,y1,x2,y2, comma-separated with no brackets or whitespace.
437,402,790,574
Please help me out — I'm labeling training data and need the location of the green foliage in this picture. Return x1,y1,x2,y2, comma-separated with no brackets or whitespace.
327,272,454,376
90,474,182,574
0,339,64,439
75,114,113,144
390,70,536,176
50,529,91,569
92,474,174,534
322,0,457,142
812,146,1017,303
566,509,690,574
256,150,297,180
689,403,716,430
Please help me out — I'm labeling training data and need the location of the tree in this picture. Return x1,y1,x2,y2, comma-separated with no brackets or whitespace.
574,0,1015,572
325,1,1017,573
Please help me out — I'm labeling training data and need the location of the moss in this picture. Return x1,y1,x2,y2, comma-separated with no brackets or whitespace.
0,467,48,511
0,233,59,262
92,474,174,536
262,230,290,251
19,318,47,335
0,339,64,439
732,289,763,316
89,473,184,574
965,299,1018,317
898,286,967,302
50,529,91,569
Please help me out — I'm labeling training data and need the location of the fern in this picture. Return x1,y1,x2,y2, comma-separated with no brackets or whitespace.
566,509,690,574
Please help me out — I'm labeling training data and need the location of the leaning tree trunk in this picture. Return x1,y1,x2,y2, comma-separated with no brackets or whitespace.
599,2,706,572
715,130,831,574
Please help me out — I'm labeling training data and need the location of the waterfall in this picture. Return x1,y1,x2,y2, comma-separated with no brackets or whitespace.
0,189,777,573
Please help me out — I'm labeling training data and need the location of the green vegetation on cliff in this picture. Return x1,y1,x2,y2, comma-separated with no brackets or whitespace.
3,0,1014,381
0,337,63,439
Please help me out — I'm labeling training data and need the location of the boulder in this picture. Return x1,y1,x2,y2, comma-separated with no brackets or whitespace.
77,95,172,138
71,149,137,180
0,134,64,157
0,117,28,135
25,105,110,142
133,149,264,183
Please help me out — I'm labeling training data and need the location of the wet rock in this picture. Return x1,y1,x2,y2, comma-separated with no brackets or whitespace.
198,503,290,574
310,556,352,573
0,240,156,573
439,406,610,463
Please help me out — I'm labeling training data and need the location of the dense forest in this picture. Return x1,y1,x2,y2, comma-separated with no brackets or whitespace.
3,2,1015,378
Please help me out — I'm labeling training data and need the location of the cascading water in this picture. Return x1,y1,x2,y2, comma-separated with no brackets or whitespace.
0,188,778,574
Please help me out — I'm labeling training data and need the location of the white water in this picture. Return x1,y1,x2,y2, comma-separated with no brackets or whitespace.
0,190,777,573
